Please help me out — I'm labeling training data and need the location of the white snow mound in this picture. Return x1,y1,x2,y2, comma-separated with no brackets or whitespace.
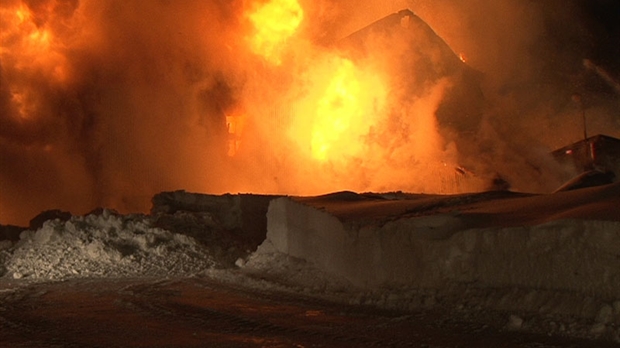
1,210,215,280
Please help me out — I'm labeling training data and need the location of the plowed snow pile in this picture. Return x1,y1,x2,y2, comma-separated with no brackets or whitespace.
1,184,619,341
0,210,215,280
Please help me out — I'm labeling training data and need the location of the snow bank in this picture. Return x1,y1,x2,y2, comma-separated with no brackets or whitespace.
259,197,620,297
0,192,277,282
249,193,620,340
0,210,215,280
1,188,618,340
151,191,275,248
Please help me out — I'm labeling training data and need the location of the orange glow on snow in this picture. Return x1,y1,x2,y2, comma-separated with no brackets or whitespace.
246,0,304,64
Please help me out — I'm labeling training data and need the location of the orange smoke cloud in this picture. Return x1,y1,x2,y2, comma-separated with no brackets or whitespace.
1,0,243,225
0,0,487,226
228,7,488,195
5,0,610,226
1,0,76,120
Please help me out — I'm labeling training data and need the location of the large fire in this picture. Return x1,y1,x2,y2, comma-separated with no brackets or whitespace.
238,1,456,192
241,0,392,170
0,0,491,226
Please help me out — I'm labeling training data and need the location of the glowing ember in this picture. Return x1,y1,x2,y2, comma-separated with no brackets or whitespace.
226,113,246,156
246,0,304,64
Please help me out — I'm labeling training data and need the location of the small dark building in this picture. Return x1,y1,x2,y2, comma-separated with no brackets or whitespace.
552,134,620,181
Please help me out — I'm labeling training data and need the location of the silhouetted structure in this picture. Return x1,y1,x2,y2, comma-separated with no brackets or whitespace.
552,134,620,180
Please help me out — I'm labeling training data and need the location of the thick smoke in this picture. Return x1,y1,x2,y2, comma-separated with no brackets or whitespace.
1,0,246,225
1,0,618,225
319,0,620,189
406,0,620,188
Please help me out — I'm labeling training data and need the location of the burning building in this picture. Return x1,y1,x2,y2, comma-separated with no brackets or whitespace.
231,7,490,195
339,9,485,135
1,0,619,226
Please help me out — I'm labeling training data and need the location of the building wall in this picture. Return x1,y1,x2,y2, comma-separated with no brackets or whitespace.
552,135,620,181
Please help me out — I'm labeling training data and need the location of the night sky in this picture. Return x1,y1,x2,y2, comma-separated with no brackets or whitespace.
576,0,620,73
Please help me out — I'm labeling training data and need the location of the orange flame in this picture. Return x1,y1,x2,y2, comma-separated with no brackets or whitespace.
307,57,388,162
246,0,304,64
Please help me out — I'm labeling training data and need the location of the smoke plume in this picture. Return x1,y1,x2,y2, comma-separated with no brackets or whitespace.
1,0,618,225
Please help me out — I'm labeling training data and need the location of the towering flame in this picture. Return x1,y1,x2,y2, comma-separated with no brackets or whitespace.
1,1,498,226
246,0,304,64
243,0,390,164
238,4,458,194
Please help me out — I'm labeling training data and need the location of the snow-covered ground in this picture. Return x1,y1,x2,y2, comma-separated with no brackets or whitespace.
1,183,619,342
0,210,216,280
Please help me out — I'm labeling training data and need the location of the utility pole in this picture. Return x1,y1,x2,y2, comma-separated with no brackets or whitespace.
572,93,593,170
571,93,587,141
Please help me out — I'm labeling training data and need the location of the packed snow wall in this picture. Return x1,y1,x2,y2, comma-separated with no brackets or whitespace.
151,190,278,249
258,191,620,300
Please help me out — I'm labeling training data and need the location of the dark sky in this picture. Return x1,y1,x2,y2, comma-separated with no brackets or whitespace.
522,0,620,100
574,0,620,72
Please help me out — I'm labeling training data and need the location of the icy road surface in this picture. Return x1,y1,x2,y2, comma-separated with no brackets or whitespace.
0,276,616,348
